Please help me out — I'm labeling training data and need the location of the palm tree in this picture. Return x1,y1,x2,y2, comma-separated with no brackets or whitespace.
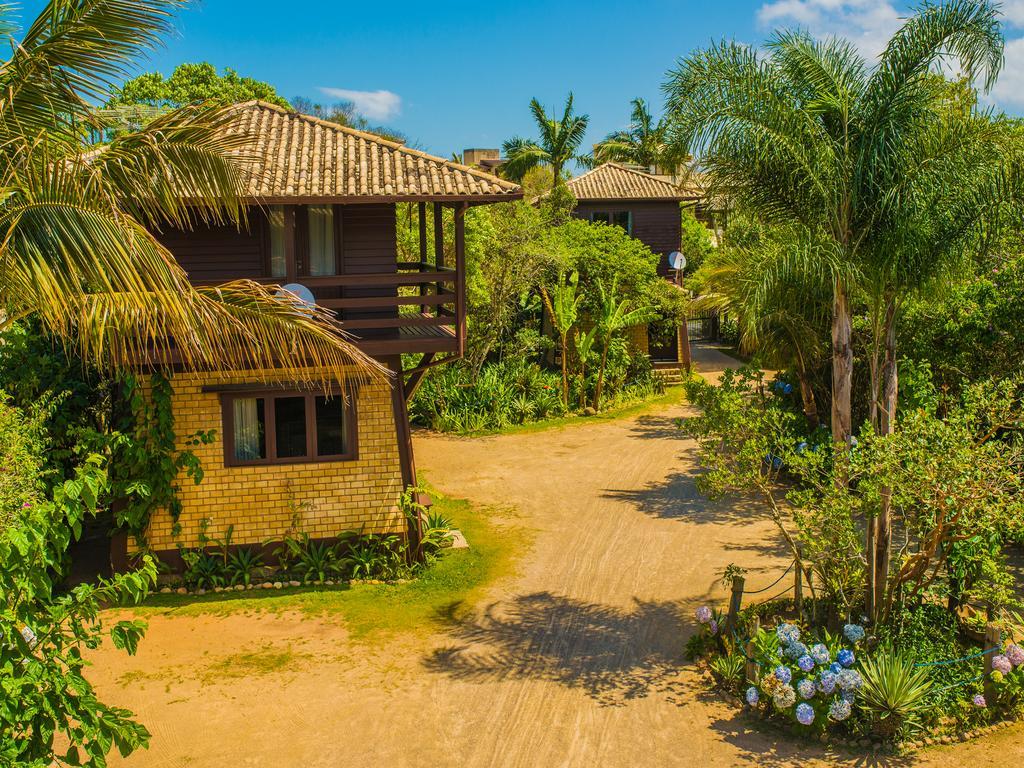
501,94,589,184
693,228,831,427
664,0,1015,621
591,97,680,172
592,277,652,411
539,271,583,406
0,0,383,388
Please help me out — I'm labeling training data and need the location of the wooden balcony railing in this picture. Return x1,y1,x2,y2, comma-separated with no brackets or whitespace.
192,260,464,356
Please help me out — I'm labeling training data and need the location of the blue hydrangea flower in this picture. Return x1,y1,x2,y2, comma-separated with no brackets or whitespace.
817,671,838,694
810,643,830,666
837,648,855,668
796,441,809,454
774,665,793,685
746,686,760,706
829,662,844,674
829,698,852,722
785,641,809,660
776,623,801,646
797,654,815,672
695,606,713,624
840,689,857,704
837,669,862,691
843,624,865,643
797,678,816,700
795,702,815,725
773,684,796,710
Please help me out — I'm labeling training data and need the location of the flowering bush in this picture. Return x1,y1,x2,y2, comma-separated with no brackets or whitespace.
843,624,865,643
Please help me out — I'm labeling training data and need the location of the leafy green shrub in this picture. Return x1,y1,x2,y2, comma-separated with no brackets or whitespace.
0,397,155,765
180,549,227,590
709,652,745,684
858,648,933,738
275,532,344,583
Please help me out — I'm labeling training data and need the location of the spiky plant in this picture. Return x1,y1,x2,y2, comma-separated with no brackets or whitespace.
858,649,933,738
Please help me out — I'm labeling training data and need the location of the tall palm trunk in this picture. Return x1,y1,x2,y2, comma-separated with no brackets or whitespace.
874,296,898,620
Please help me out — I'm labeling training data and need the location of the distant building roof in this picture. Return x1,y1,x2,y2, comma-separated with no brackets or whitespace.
562,162,701,202
226,101,522,203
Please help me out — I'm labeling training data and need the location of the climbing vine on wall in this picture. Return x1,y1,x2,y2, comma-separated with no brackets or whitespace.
112,373,214,543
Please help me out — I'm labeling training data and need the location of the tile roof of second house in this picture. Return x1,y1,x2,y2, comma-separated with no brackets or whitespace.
562,162,700,201
226,101,522,202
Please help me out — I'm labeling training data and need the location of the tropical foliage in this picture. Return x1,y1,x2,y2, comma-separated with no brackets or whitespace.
501,93,589,184
592,97,680,172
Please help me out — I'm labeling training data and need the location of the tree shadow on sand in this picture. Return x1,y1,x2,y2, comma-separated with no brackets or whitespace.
424,592,710,707
706,712,915,768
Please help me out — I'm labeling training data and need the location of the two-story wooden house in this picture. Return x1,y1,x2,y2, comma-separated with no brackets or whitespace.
561,162,701,364
119,101,521,566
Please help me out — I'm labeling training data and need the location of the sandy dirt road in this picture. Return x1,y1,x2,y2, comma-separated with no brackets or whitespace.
92,344,1024,767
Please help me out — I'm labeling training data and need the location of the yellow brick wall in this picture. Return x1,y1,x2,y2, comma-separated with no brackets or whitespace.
135,368,405,552
625,323,649,356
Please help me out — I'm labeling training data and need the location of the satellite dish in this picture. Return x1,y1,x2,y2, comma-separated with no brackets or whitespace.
277,283,316,313
668,251,687,271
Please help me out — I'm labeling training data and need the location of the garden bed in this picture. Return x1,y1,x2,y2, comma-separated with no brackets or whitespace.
690,599,1024,754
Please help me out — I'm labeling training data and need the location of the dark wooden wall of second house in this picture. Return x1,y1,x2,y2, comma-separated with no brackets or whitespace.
153,203,400,331
572,201,682,277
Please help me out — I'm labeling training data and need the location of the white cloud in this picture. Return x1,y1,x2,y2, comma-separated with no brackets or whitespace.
1003,0,1024,27
988,36,1024,108
317,88,401,121
757,0,903,57
757,0,1024,112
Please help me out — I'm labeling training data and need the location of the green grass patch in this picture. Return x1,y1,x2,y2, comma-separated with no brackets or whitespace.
203,644,304,680
462,385,686,437
127,485,527,640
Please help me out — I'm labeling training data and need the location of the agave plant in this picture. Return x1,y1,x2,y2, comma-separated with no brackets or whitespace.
858,649,933,737
709,652,746,685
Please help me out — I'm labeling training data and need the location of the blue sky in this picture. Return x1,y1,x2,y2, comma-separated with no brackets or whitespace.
14,1,1024,158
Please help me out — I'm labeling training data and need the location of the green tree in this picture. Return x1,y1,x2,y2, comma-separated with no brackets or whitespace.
693,220,831,427
0,399,157,766
592,277,652,411
664,0,1006,452
679,205,715,275
108,61,290,109
540,271,583,406
289,96,408,144
592,97,680,171
665,0,1014,620
501,94,589,184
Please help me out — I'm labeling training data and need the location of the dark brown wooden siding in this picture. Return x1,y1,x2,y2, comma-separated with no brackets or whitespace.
154,210,266,282
341,204,398,333
573,201,682,277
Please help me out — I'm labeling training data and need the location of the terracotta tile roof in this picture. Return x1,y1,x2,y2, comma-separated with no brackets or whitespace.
226,101,522,202
562,162,701,201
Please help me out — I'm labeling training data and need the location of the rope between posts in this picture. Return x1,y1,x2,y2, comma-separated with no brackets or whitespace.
749,583,793,607
743,560,797,594
933,673,985,693
913,645,1002,668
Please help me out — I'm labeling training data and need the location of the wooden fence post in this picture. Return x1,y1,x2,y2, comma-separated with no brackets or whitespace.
745,615,760,684
726,576,745,636
984,623,1001,702
793,552,803,618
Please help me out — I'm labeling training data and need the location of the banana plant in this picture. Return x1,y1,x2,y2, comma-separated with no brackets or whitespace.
593,277,653,411
540,271,583,407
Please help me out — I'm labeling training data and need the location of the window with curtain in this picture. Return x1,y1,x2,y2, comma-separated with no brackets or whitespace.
223,390,354,465
307,205,336,276
268,206,286,278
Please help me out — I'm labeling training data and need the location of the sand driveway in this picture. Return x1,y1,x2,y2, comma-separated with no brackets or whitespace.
91,344,1024,767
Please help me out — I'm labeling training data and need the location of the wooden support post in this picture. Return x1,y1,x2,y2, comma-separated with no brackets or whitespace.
418,202,428,315
676,268,692,374
984,622,1001,702
808,568,819,625
284,205,297,282
433,202,445,302
454,203,467,357
726,576,745,636
745,615,760,684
